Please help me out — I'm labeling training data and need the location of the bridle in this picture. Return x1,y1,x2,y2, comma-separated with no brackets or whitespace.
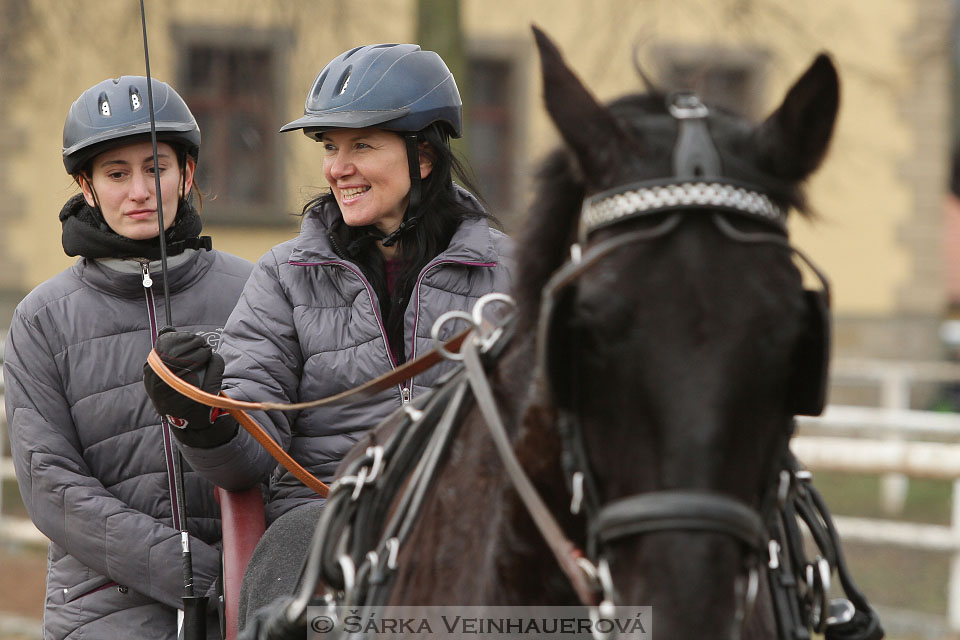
536,93,791,573
512,92,878,639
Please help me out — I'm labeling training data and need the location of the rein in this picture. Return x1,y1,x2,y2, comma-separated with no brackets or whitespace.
146,329,472,497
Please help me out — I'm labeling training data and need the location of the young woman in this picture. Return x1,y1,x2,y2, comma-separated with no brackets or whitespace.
142,43,514,618
4,76,253,640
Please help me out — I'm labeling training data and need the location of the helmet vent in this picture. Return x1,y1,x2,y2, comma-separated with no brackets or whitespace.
310,69,330,103
342,46,364,61
98,92,111,117
129,87,143,111
336,68,352,96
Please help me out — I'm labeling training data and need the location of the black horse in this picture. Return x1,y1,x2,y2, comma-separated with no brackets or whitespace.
241,27,881,640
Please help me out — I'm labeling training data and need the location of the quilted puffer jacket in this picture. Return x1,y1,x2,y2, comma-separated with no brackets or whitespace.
177,191,514,523
5,248,252,639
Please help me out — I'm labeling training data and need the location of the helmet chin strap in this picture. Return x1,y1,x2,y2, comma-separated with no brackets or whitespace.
80,176,110,232
379,133,423,248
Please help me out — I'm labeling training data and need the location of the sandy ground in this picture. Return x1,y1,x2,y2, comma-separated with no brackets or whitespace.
0,543,45,639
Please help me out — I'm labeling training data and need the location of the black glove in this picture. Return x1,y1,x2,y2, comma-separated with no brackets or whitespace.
143,329,238,448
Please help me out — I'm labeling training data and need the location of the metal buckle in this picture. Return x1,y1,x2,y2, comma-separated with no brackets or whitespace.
384,537,400,570
806,556,832,633
570,471,585,515
767,540,781,570
826,598,856,627
333,446,384,501
338,554,356,597
667,92,709,119
403,404,425,422
362,446,384,484
777,470,792,508
587,559,617,640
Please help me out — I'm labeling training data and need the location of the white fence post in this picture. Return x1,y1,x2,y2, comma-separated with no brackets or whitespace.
950,479,960,630
879,369,910,515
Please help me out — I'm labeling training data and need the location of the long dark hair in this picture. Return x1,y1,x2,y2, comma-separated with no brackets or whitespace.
302,123,495,363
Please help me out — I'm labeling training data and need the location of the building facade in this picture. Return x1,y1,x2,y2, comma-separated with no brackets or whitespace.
0,0,953,361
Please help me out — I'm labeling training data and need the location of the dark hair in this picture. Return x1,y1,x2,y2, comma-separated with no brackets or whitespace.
302,123,495,362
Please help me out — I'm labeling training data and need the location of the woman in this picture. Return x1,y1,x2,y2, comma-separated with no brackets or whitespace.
142,43,513,618
4,76,252,640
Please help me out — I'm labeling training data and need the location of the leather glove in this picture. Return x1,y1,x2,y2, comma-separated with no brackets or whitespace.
143,330,238,448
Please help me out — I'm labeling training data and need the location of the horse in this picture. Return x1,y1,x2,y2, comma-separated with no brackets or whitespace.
236,26,882,640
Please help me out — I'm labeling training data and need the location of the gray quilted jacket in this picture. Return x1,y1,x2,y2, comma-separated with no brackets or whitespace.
5,249,252,640
178,195,513,523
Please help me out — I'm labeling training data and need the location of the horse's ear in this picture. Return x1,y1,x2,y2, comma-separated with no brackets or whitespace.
533,25,630,184
755,53,840,180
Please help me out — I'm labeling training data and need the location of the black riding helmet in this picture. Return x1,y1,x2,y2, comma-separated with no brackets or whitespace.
62,76,200,175
281,44,462,246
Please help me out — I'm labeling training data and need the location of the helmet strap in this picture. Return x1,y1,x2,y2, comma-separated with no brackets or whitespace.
177,147,190,210
79,175,111,232
380,134,423,248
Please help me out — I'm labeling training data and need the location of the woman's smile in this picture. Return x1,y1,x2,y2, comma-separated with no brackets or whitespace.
322,127,431,235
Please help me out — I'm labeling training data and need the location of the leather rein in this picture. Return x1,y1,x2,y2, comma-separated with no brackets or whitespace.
146,329,471,497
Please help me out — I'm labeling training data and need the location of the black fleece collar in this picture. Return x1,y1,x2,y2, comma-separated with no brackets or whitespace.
60,193,207,260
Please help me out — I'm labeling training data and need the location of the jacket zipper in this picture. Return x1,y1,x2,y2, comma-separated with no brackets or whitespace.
141,261,184,531
290,260,406,404
407,259,497,397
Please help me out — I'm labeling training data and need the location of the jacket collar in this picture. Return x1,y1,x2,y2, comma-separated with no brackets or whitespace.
74,249,213,298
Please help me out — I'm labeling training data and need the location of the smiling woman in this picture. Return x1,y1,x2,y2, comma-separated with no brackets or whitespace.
142,43,515,628
321,127,432,251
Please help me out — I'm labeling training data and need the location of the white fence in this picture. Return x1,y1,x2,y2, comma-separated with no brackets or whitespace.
795,358,960,631
5,357,960,626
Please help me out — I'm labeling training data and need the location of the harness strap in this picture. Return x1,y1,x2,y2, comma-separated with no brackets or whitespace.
461,337,599,607
591,491,765,549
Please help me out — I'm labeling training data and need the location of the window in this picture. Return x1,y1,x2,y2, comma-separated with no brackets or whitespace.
174,27,289,225
464,45,525,229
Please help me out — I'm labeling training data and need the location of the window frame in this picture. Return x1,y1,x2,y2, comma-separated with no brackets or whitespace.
653,44,769,120
465,38,529,232
172,24,293,226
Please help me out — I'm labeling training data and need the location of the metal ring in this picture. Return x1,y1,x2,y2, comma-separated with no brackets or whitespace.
471,293,516,331
471,293,516,354
431,310,476,361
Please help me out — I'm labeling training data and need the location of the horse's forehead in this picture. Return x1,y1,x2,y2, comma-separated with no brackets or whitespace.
613,108,756,167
